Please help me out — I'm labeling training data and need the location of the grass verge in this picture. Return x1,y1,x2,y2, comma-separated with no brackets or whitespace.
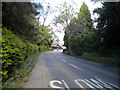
81,54,120,68
2,52,40,89
65,52,120,68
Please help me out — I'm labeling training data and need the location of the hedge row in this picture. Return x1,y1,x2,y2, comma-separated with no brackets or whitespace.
0,28,48,82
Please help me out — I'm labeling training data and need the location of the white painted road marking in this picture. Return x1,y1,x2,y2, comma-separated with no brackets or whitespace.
85,79,101,88
50,78,119,89
75,79,84,88
57,56,60,58
61,80,71,90
50,80,63,88
75,79,95,89
70,64,82,70
107,82,120,89
50,80,70,90
61,59,66,62
95,76,120,89
94,76,113,89
90,79,104,88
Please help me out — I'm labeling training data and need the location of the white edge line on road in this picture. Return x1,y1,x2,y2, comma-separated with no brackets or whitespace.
70,64,82,70
61,80,71,90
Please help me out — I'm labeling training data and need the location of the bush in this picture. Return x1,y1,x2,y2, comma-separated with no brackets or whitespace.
82,52,100,58
39,45,49,52
1,28,39,82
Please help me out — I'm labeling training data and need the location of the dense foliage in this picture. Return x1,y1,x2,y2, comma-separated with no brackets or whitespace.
63,2,120,59
2,2,53,45
94,2,120,56
1,28,39,82
1,2,53,83
64,2,94,55
2,2,41,40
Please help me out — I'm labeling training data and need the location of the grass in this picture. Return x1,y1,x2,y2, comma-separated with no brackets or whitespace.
2,52,40,89
65,52,120,68
81,52,120,68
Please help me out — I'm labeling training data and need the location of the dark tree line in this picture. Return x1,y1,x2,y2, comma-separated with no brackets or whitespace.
2,2,53,46
94,2,120,55
63,2,120,58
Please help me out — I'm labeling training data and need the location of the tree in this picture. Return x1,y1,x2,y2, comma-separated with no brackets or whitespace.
2,2,53,46
54,1,77,29
35,25,53,47
37,2,54,27
64,2,94,55
54,1,77,54
77,2,93,33
93,2,120,56
2,2,42,43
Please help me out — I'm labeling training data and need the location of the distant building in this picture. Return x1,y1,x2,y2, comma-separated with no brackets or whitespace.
52,43,66,51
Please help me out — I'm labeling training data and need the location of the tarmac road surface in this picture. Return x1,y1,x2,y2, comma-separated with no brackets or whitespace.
25,51,120,89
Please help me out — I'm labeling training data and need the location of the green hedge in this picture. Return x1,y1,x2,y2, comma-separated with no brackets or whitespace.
1,28,40,82
39,45,50,52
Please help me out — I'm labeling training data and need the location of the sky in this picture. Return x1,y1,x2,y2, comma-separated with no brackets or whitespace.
32,0,103,44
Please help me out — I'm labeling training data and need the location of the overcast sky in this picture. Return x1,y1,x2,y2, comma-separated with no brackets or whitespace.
32,0,103,44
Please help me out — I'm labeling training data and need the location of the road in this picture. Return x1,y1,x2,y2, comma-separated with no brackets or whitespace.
25,51,120,89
